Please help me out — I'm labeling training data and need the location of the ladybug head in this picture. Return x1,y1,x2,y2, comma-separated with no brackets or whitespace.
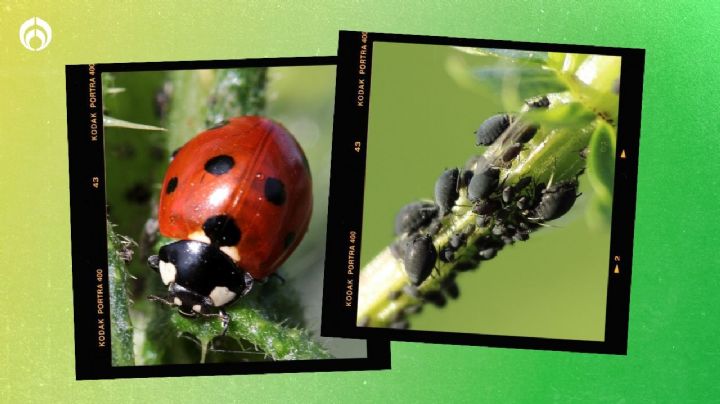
147,240,252,308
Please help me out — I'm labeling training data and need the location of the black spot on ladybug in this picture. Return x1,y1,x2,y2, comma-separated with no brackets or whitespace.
205,155,235,175
202,215,242,246
171,147,182,161
476,114,511,146
124,182,152,204
283,232,296,249
165,177,178,194
264,177,286,206
209,119,230,130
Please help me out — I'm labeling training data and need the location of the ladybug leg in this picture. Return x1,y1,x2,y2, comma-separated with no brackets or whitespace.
243,272,254,296
218,309,230,336
147,293,174,306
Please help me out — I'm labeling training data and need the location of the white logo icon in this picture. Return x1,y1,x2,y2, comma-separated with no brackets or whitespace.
19,17,52,51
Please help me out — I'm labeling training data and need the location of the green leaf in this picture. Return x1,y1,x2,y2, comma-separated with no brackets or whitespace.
586,120,616,206
471,66,567,104
103,115,166,131
523,102,596,130
454,47,549,64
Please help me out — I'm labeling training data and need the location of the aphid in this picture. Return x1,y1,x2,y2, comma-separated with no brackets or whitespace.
534,180,581,221
394,200,439,235
439,247,455,263
388,290,402,301
513,231,529,242
403,234,438,286
426,220,443,236
502,143,523,162
516,125,538,143
434,168,460,216
478,248,497,260
390,319,410,329
454,260,479,272
476,215,492,228
449,233,467,249
492,223,506,236
441,274,460,299
472,199,500,215
525,95,550,109
404,304,423,315
468,166,500,202
423,290,447,307
475,114,511,146
501,236,515,245
502,185,515,204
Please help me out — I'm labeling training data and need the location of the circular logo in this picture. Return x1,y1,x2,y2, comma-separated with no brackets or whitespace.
19,17,52,51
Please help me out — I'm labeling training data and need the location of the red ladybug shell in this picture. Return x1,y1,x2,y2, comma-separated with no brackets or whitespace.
158,116,313,279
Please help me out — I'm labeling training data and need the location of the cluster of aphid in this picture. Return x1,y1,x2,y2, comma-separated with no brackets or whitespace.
375,96,583,329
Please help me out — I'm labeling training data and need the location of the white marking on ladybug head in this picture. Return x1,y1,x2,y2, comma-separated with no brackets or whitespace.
192,304,202,313
219,246,240,263
188,230,211,244
209,286,237,307
173,297,182,306
159,261,177,285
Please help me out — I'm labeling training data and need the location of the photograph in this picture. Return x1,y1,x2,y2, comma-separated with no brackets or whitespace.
66,58,390,379
322,32,643,354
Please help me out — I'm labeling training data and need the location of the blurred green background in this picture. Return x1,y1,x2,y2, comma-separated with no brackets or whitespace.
360,42,609,340
2,0,719,402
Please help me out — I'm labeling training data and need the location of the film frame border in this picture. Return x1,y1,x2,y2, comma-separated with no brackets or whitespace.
320,31,645,355
66,56,391,381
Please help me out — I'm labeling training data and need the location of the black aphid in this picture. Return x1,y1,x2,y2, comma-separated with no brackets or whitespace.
534,180,580,221
434,168,460,216
478,248,497,260
526,95,550,109
394,201,439,235
475,114,511,146
472,199,500,215
424,290,447,307
502,143,523,162
468,166,500,202
403,234,438,286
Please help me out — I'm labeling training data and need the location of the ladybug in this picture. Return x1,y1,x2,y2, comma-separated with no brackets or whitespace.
147,116,313,332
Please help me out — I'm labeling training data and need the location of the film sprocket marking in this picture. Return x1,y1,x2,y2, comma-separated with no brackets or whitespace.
66,56,389,380
321,31,644,354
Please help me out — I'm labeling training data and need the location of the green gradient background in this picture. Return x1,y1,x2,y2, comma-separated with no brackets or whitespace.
360,42,609,341
1,1,717,402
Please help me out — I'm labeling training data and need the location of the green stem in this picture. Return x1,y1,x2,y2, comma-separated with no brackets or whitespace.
107,221,135,366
